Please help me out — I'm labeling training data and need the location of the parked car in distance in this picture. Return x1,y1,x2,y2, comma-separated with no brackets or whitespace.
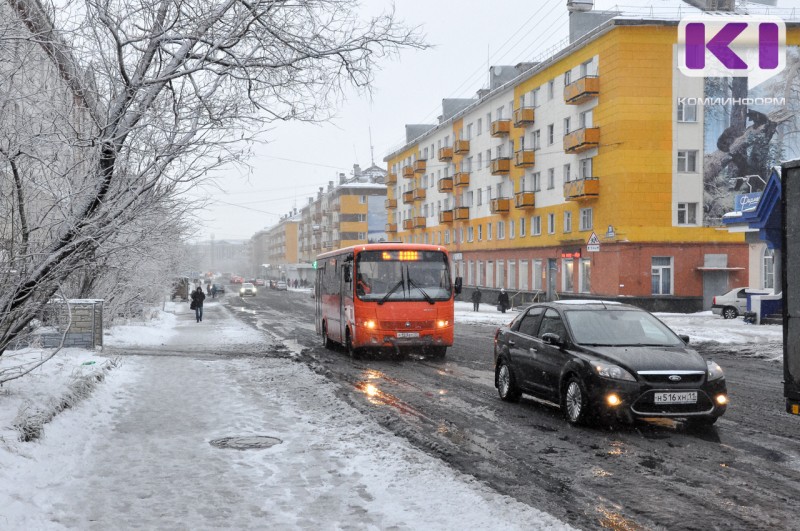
276,280,288,291
254,278,265,286
239,282,257,297
711,287,770,319
493,300,728,427
211,283,226,294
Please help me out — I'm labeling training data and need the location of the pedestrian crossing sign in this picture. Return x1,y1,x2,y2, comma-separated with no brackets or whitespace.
587,232,600,252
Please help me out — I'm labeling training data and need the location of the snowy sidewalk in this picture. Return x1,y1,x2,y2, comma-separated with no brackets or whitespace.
0,302,570,530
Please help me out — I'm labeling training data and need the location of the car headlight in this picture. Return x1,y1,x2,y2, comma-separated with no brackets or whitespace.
706,360,725,381
590,361,636,382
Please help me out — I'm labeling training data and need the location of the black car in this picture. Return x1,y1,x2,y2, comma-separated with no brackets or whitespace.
212,283,226,294
493,301,727,427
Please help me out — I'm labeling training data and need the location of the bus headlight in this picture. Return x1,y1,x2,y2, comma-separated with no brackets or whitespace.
436,320,449,328
363,320,376,329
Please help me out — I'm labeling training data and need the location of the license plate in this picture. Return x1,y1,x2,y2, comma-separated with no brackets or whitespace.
396,332,420,338
654,391,697,404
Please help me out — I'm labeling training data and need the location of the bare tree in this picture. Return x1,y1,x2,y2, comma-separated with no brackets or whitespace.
0,0,427,356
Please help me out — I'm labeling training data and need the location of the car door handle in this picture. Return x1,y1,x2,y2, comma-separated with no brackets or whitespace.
529,347,537,353
507,340,516,346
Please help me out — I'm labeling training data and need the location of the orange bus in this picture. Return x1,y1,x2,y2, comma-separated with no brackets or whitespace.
315,243,462,358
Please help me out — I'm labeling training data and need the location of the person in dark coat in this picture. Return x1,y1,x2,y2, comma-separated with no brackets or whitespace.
191,286,206,322
471,287,482,311
498,288,510,313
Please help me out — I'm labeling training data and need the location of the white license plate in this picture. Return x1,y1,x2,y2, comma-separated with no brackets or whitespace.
654,391,697,404
396,332,420,338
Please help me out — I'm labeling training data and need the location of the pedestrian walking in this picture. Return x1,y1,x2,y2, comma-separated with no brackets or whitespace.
211,284,217,299
471,287,482,312
191,286,206,322
498,288,510,314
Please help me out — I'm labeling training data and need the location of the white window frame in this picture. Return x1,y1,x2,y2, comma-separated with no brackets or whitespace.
564,211,572,233
677,150,698,173
677,202,698,225
677,100,698,122
651,256,674,295
579,207,593,231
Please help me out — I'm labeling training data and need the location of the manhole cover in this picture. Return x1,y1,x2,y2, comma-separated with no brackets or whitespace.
210,436,282,450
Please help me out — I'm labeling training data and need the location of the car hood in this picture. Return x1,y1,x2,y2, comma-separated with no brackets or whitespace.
579,345,706,373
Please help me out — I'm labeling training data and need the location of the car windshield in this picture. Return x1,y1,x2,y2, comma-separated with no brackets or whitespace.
564,309,683,347
243,283,254,288
355,250,451,302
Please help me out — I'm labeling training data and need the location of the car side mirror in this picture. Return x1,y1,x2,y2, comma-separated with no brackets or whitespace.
541,332,562,346
454,277,462,295
679,334,690,344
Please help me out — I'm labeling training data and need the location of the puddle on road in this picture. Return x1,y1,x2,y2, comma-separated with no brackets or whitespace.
594,505,645,531
354,373,426,419
210,436,282,450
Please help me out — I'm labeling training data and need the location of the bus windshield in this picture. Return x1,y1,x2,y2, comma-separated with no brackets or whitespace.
355,250,451,303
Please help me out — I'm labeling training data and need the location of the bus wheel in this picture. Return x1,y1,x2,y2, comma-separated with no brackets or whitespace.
321,323,332,349
428,346,447,359
346,330,360,359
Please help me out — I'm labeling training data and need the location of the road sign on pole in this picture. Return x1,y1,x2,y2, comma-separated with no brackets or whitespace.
587,232,601,252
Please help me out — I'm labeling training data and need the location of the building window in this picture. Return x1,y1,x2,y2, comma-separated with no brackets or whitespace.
579,207,593,231
548,213,555,234
564,211,572,233
677,150,698,172
532,172,541,192
358,232,366,239
547,124,554,145
360,195,366,204
466,190,474,206
562,258,575,292
477,189,482,206
467,226,474,242
677,202,698,225
579,109,593,129
652,257,673,295
547,168,555,189
519,217,527,237
579,258,591,293
763,248,775,290
677,100,698,122
532,216,541,236
580,59,593,77
477,118,482,135
533,259,543,290
564,70,572,85
579,158,592,179
497,221,505,239
466,123,473,139
563,163,571,182
564,117,571,135
509,220,515,239
444,230,450,244
487,222,493,240
533,88,540,107
478,224,483,241
486,112,491,130
547,80,554,100
533,129,541,150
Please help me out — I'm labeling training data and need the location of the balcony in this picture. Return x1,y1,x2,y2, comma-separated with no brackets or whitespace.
454,139,470,154
386,223,397,233
491,119,511,137
564,127,600,154
403,219,414,230
402,190,414,204
385,172,397,184
402,165,415,178
514,191,536,209
438,177,453,193
564,177,600,200
513,107,535,127
491,157,511,175
438,146,453,161
454,207,470,220
413,216,426,229
414,159,427,174
514,149,535,168
439,210,454,224
385,198,397,209
564,75,599,105
454,172,470,187
413,188,426,201
490,198,511,214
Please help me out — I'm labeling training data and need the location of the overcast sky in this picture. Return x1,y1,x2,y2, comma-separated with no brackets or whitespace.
189,0,799,242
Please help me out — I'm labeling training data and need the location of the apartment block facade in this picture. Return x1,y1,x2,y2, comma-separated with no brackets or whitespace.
385,18,800,312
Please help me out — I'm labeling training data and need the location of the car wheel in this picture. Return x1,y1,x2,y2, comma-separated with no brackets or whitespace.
562,376,592,426
497,361,522,402
321,323,332,350
722,307,738,319
685,416,719,429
